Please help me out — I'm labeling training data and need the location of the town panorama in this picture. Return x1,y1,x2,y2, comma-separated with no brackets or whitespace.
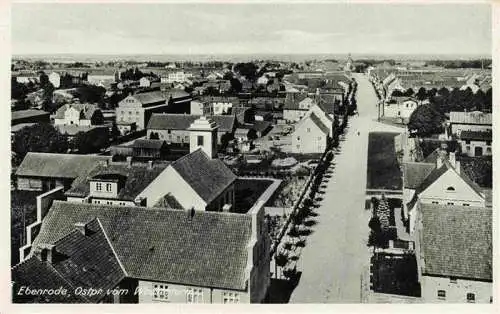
9,2,493,306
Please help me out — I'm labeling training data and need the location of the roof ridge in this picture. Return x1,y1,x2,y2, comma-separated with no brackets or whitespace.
170,148,207,166
96,217,129,277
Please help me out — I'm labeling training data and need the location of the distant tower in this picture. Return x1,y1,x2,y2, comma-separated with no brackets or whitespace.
188,116,218,159
114,70,121,82
344,53,354,73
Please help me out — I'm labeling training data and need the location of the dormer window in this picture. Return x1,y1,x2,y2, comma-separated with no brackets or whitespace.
106,183,112,192
446,186,455,191
96,182,102,191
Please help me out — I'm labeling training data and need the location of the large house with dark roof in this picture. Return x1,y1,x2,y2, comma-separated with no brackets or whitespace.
403,151,486,235
65,158,169,206
15,153,112,192
116,91,168,131
416,204,492,303
146,113,236,146
448,111,492,136
13,200,270,303
458,130,492,157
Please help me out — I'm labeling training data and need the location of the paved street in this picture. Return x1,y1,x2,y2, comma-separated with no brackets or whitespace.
289,73,404,303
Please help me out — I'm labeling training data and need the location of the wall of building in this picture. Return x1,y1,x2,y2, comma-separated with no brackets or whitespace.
137,166,207,210
205,184,235,212
451,124,491,135
17,177,43,191
421,275,491,303
419,169,485,207
89,181,119,199
91,198,135,206
136,280,249,303
148,128,226,145
459,139,492,157
292,118,327,154
383,101,418,120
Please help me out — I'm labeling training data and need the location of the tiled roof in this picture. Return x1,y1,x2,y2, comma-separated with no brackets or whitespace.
171,149,237,204
16,153,111,179
403,162,436,189
32,201,252,291
11,109,50,122
12,257,86,303
147,113,235,133
449,111,492,125
459,130,492,141
132,139,166,150
65,161,169,200
251,121,272,133
163,88,191,100
11,123,37,133
420,204,492,280
54,103,101,120
131,91,166,105
284,93,308,110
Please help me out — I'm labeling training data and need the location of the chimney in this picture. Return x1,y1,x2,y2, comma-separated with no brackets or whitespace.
148,160,153,169
455,160,461,174
449,152,456,168
36,243,56,264
126,156,132,168
188,207,195,220
74,222,89,236
437,155,443,169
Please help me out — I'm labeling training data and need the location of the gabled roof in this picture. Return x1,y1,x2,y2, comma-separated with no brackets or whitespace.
32,200,252,291
295,111,329,136
146,113,235,133
449,111,492,125
16,153,111,179
65,161,169,200
130,91,166,105
54,103,101,120
132,139,166,150
13,218,125,303
284,93,308,110
12,257,86,303
420,204,492,281
11,109,50,122
403,162,436,189
171,149,237,204
459,130,492,141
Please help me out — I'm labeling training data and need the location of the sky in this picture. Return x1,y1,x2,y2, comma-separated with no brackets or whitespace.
12,3,492,56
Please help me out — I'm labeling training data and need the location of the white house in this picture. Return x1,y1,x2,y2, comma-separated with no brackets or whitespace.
49,72,61,88
404,152,486,235
139,77,152,88
291,111,329,154
54,103,103,127
383,97,419,123
458,130,492,157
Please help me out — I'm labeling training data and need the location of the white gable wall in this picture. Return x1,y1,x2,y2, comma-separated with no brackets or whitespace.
136,166,207,210
292,117,327,154
419,168,485,207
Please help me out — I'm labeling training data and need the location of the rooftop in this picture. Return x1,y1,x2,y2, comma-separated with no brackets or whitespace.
147,113,235,132
403,162,436,190
170,149,237,204
66,161,169,200
449,111,492,125
11,109,50,122
31,200,252,291
420,203,491,281
16,153,111,179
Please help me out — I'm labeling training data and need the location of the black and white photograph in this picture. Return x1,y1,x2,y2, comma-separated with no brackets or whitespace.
5,0,495,308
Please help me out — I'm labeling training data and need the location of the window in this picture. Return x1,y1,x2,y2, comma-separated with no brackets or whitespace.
307,128,311,133
450,277,457,284
197,136,204,146
463,203,470,206
437,290,446,300
222,292,240,304
432,201,439,204
136,111,139,115
486,140,491,146
447,202,454,206
106,183,112,192
487,147,491,153
153,284,169,302
106,201,112,205
129,111,132,115
297,136,301,141
318,137,322,140
465,140,470,144
177,136,181,142
168,130,171,134
96,182,102,191
466,145,471,151
446,186,455,191
186,288,203,303
467,293,475,303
